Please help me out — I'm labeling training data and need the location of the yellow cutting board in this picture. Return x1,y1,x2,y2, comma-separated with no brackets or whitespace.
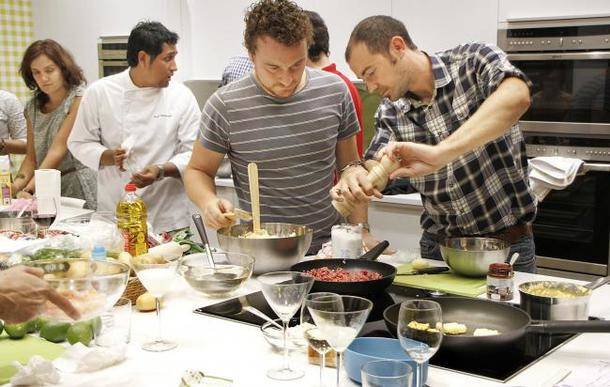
394,263,487,297
0,333,65,384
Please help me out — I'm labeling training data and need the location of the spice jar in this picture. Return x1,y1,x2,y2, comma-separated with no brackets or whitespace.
487,263,514,301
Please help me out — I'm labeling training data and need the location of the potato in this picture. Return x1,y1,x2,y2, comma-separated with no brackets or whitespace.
136,292,157,312
412,258,430,271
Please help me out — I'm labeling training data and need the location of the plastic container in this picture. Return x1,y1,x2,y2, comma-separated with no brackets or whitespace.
116,183,148,256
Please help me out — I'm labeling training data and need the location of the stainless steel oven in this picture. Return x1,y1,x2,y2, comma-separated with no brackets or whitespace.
97,36,128,78
499,16,610,279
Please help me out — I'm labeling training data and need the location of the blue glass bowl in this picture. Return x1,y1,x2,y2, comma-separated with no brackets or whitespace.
343,337,428,385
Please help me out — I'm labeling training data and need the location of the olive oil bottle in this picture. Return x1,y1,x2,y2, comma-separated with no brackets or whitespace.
116,183,148,256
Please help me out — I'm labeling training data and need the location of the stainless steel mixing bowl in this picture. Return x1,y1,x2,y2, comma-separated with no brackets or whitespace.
217,223,313,274
440,237,510,277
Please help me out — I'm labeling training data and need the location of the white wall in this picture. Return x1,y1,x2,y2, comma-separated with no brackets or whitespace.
32,0,187,83
31,0,610,84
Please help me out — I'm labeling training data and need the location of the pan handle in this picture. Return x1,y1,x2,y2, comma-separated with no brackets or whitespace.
358,240,389,261
528,320,610,334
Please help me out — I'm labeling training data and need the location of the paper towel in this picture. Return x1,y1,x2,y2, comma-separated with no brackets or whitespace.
34,169,61,199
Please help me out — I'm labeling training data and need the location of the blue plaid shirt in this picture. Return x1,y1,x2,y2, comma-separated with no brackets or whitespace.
365,42,537,237
219,56,254,87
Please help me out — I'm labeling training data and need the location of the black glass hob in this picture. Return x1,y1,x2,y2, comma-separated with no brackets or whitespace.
194,285,578,383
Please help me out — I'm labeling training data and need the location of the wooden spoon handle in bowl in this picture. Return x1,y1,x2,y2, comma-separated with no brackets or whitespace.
248,162,261,232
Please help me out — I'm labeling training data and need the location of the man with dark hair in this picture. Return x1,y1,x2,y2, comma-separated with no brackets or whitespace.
68,21,200,232
334,15,538,272
185,0,367,256
304,10,364,157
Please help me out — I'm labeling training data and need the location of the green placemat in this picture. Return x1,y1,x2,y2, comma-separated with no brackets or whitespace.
394,263,487,297
0,333,65,384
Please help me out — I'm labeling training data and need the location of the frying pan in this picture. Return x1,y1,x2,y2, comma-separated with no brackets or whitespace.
290,241,396,297
383,297,610,360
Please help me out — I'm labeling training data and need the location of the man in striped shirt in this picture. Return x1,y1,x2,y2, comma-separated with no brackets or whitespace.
185,0,362,254
334,16,537,272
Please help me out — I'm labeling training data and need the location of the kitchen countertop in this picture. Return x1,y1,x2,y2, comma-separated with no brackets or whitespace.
50,257,610,387
216,177,424,207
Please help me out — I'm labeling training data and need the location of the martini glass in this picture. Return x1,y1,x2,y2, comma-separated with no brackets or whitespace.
131,258,179,351
258,271,314,380
307,295,372,387
301,292,342,386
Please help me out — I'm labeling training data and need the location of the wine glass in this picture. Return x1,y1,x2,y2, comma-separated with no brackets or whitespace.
307,295,373,387
32,196,59,237
301,292,342,387
258,271,314,381
131,258,179,351
397,300,443,387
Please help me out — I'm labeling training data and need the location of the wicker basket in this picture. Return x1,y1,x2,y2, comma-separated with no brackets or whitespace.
121,275,146,304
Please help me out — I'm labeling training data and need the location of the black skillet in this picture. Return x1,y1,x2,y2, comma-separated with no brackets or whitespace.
290,240,396,297
383,297,610,361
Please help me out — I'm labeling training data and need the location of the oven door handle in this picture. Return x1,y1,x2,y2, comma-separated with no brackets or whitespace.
579,163,610,174
508,52,610,61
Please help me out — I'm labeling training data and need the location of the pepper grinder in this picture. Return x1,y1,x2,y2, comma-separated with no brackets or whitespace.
332,155,400,217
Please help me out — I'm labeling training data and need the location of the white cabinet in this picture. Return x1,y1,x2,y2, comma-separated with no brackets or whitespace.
391,0,499,52
368,199,424,252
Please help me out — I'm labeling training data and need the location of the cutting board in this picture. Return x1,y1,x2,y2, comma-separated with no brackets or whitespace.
393,263,487,297
0,333,65,384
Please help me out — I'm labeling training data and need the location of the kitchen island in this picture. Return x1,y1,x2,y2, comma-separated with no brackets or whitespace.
51,263,610,387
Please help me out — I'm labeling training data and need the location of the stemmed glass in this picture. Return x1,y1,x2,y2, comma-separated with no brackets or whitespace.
397,300,443,387
307,295,373,387
32,196,59,237
301,292,342,387
131,258,179,351
258,271,314,381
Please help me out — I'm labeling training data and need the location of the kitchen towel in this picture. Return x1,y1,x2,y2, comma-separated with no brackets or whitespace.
393,263,487,297
528,157,584,201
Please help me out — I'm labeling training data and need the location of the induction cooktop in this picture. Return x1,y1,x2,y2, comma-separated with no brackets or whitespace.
194,285,579,383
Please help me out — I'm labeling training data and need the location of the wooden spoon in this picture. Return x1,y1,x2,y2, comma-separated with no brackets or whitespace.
248,162,261,233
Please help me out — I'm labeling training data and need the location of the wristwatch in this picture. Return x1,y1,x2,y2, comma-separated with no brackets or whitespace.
155,164,165,181
359,222,371,232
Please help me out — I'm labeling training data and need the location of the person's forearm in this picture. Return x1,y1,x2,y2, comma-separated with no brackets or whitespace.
184,166,220,210
37,146,68,170
347,200,369,224
438,77,530,162
1,139,26,154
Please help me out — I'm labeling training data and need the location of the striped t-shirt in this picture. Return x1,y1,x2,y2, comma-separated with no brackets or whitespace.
200,68,360,253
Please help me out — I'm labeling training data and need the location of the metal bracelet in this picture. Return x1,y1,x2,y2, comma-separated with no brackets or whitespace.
339,160,365,174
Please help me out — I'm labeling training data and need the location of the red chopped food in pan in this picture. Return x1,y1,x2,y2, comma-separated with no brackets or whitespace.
304,266,383,282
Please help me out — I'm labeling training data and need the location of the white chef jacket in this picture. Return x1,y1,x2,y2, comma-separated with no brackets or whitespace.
68,70,200,232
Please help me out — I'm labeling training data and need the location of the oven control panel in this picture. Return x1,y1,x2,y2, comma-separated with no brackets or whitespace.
500,35,610,52
526,144,610,162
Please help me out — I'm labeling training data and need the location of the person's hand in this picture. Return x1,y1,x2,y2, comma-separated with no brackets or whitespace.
362,230,396,255
131,165,160,188
16,190,34,200
381,141,452,178
114,148,127,171
0,266,80,324
202,198,235,230
330,165,382,204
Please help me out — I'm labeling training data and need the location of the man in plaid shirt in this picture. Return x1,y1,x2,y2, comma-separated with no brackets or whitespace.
334,16,537,272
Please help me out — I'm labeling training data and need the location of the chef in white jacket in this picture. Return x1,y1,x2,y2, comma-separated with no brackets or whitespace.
68,21,199,232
